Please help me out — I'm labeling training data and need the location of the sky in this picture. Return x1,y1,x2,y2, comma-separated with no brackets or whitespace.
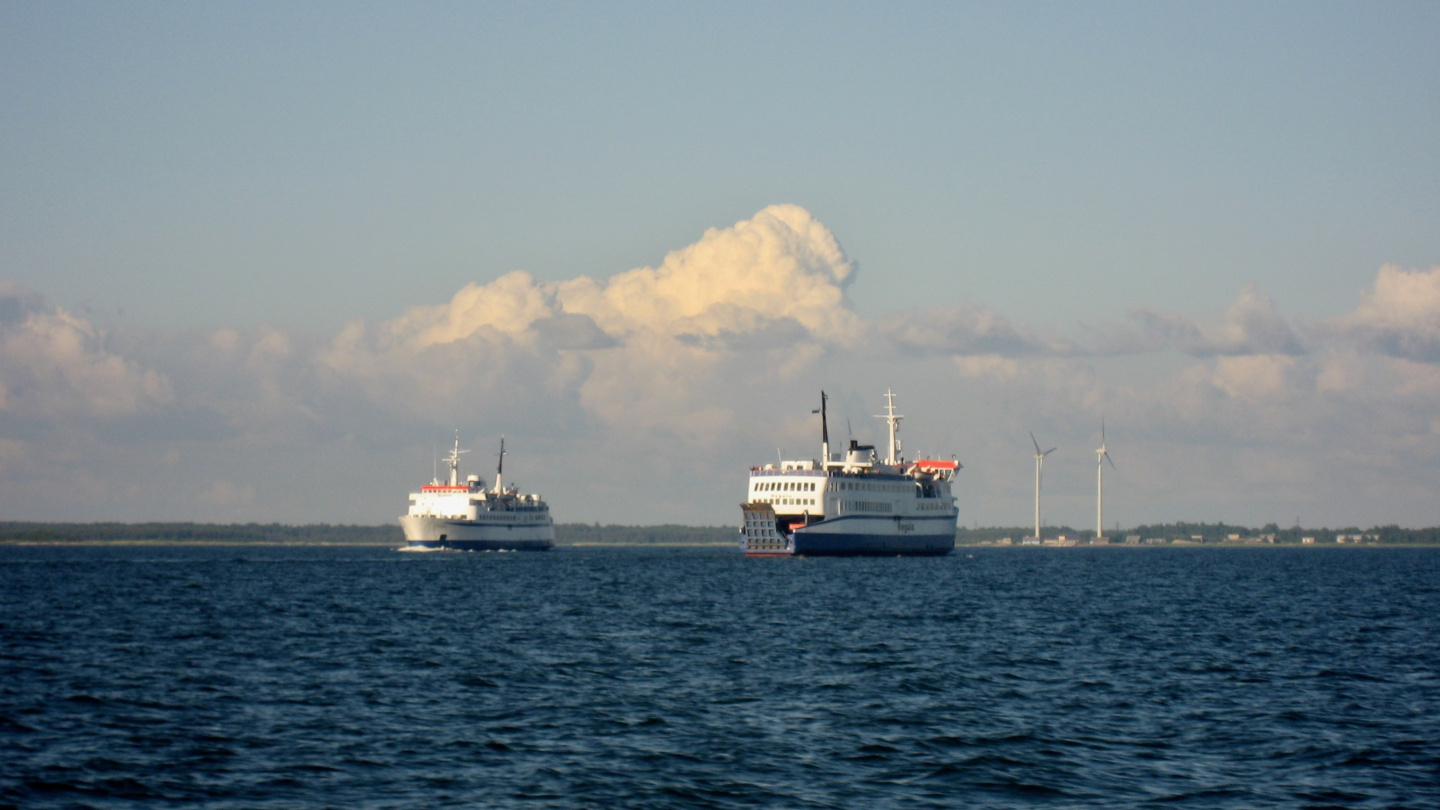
2,2,1439,529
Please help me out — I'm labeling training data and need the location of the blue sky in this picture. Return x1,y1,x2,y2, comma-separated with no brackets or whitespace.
2,3,1439,528
7,2,1436,329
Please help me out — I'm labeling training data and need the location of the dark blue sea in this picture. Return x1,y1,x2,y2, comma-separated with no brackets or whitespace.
3,545,1439,809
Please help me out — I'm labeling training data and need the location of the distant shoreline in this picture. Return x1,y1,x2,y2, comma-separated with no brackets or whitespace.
0,541,736,548
0,521,739,547
2,521,1437,547
962,536,1440,548
4,540,1437,549
0,540,398,547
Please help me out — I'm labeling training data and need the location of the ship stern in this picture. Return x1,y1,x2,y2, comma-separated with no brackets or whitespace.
739,502,795,556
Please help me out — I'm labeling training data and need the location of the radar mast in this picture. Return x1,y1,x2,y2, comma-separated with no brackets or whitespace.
874,388,904,465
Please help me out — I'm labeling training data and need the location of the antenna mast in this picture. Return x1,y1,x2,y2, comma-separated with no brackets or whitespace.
818,390,830,466
445,431,469,486
494,436,506,494
875,388,904,465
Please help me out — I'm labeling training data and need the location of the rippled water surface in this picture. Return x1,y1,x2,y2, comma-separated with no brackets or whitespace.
3,544,1439,808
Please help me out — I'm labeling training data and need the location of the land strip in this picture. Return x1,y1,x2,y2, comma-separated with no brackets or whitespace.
0,522,737,547
3,521,1436,547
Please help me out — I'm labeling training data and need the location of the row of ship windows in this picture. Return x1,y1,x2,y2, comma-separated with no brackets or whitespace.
836,481,908,493
753,501,950,516
755,497,953,512
753,497,893,514
755,497,816,507
416,503,546,514
840,500,892,513
755,481,817,493
754,480,927,494
415,512,544,521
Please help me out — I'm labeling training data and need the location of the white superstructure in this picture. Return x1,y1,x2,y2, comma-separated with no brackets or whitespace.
399,435,554,551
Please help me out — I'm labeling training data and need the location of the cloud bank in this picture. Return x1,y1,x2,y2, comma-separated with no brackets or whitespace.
2,210,1439,528
0,283,173,420
1329,264,1440,363
1127,283,1304,357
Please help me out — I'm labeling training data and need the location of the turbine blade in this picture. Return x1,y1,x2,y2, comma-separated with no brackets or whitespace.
1030,431,1041,455
1104,451,1115,469
1044,447,1056,457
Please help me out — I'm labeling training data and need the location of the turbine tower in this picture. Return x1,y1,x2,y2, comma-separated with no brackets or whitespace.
1095,420,1115,540
1030,432,1056,540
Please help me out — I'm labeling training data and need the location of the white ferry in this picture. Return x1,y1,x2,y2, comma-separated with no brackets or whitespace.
740,390,959,556
399,436,554,551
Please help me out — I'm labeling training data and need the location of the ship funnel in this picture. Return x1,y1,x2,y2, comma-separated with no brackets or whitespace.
844,441,875,469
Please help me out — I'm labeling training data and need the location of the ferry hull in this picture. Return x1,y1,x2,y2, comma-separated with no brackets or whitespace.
399,515,554,551
791,515,954,556
791,531,953,556
741,507,955,557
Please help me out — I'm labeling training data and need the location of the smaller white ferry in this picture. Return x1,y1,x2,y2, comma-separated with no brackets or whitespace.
399,435,554,551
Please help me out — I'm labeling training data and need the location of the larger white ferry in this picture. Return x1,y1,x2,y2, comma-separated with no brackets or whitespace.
399,436,554,551
740,390,959,556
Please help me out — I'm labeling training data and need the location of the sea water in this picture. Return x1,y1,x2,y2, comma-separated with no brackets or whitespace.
2,544,1438,808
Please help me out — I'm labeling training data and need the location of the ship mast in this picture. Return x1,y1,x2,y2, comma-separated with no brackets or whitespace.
817,390,830,467
445,431,469,486
493,436,506,494
875,388,903,465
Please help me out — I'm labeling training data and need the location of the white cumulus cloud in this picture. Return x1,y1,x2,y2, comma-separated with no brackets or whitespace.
1330,265,1440,363
4,212,1440,529
0,283,173,420
1127,283,1304,357
316,204,865,441
362,204,862,352
879,304,1078,357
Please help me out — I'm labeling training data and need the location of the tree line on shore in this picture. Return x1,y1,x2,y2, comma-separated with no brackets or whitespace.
0,522,735,545
0,522,404,544
956,522,1440,545
2,521,1438,545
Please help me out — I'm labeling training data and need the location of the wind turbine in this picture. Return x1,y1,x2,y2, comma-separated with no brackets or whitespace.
1095,420,1115,541
1030,432,1056,540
